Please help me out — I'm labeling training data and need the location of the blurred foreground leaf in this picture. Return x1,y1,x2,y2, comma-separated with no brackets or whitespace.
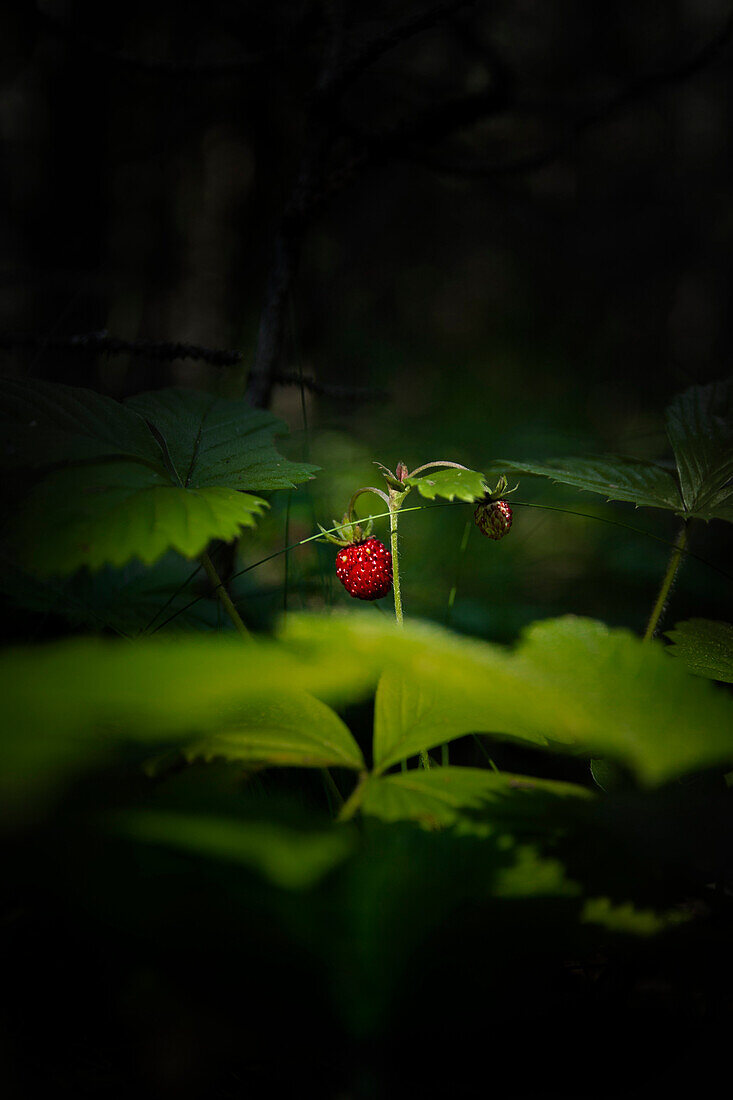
282,613,733,783
115,810,356,889
187,692,365,770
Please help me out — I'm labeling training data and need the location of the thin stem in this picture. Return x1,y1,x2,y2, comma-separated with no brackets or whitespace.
320,767,344,812
200,551,251,639
407,460,469,479
644,521,689,642
388,489,405,626
441,744,449,767
337,772,368,822
348,485,390,520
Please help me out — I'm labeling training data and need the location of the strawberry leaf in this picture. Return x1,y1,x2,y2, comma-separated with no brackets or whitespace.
9,460,267,574
664,378,733,521
496,455,683,512
664,619,733,683
405,467,487,502
126,387,318,490
186,691,365,771
0,375,165,470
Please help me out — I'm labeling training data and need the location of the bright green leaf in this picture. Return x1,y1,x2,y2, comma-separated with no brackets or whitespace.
664,378,733,520
497,455,683,512
665,619,733,683
281,612,733,784
0,632,378,818
405,466,488,502
126,387,319,490
187,691,365,770
115,810,356,889
9,461,267,575
0,375,164,469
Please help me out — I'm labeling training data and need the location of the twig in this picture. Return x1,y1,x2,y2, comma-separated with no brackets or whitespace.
0,331,384,400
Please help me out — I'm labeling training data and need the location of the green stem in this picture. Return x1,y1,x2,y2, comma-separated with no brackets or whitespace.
337,772,368,822
200,551,250,640
643,521,688,642
388,488,405,627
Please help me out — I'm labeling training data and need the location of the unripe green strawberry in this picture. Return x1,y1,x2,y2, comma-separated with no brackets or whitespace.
335,537,393,600
474,498,513,540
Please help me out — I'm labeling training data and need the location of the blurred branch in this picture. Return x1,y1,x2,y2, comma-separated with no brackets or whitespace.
410,7,733,179
317,0,478,102
0,332,384,401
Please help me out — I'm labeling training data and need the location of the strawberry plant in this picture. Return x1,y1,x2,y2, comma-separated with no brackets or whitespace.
1,373,732,1093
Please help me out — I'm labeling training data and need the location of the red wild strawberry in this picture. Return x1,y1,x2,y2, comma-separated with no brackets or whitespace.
335,537,393,601
474,498,513,540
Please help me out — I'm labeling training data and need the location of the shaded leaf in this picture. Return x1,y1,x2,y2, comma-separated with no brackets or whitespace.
361,766,591,829
187,691,365,770
497,455,682,512
0,375,164,469
126,387,318,490
115,810,356,889
9,461,267,575
665,618,733,683
405,466,487,502
665,378,733,520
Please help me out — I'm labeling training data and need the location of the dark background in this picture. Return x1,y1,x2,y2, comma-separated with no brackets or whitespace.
2,1,733,1095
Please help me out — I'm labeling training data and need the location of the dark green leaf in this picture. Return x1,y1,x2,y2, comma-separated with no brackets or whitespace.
497,455,682,511
665,378,733,520
665,619,733,683
0,375,164,469
126,387,318,490
115,810,356,889
361,767,591,829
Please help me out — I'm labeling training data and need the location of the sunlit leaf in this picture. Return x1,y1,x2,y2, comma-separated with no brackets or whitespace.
405,466,487,502
0,633,378,818
187,691,365,770
665,619,733,683
115,810,356,889
665,378,733,520
0,375,165,469
281,612,733,784
9,461,267,575
497,455,683,512
126,387,319,490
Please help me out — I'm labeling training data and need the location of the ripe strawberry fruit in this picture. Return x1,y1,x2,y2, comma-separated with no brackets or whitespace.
336,537,393,600
474,498,513,540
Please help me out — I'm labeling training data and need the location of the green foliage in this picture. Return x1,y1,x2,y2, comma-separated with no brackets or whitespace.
2,378,317,574
405,466,488,502
664,378,733,519
282,613,733,784
115,809,356,889
11,461,267,575
0,632,376,817
361,766,591,829
498,455,682,511
665,618,733,683
186,691,365,770
498,378,733,521
0,375,164,468
125,387,318,490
